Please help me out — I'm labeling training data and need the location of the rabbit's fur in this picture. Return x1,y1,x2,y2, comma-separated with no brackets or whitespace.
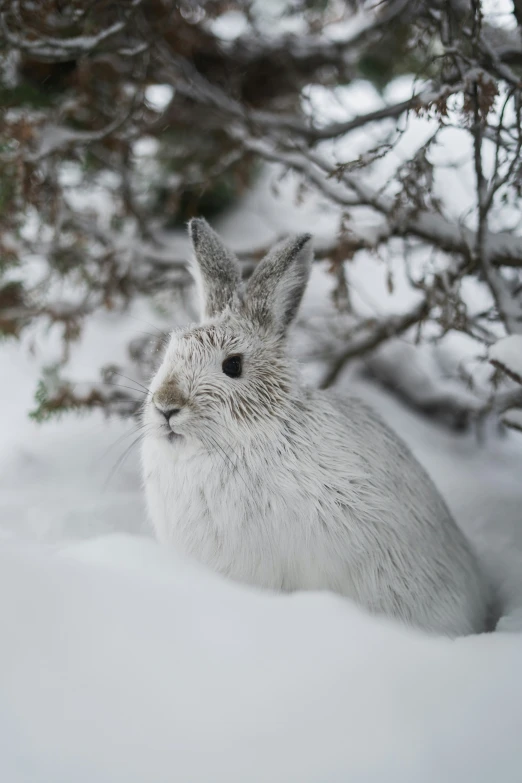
142,219,489,636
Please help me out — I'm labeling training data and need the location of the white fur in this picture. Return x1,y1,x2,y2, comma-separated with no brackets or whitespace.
142,225,490,637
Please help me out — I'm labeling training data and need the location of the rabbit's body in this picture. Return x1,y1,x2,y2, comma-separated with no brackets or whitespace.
142,220,489,636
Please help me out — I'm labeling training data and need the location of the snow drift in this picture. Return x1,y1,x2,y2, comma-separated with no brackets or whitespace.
1,534,522,783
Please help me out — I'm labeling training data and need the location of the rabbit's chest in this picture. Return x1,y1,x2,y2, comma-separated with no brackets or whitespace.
144,438,337,589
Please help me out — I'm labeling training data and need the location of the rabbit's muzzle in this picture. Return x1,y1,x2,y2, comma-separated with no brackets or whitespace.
155,404,181,424
152,379,187,412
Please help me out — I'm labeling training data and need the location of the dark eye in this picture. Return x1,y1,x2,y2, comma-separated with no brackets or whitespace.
222,354,242,378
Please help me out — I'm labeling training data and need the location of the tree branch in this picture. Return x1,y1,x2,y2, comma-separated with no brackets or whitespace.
319,298,430,389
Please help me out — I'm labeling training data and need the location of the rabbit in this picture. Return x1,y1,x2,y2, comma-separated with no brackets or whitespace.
141,218,490,637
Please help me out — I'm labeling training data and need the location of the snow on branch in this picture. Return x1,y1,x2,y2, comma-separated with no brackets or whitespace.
4,0,522,429
489,336,522,432
0,0,145,61
166,54,522,274
27,116,130,163
490,336,522,384
214,1,409,72
319,299,430,389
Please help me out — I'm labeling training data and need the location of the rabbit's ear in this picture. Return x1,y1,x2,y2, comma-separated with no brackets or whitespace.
188,218,241,320
245,234,312,334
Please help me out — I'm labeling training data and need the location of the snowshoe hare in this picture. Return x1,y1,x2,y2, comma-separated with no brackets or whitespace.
142,219,489,636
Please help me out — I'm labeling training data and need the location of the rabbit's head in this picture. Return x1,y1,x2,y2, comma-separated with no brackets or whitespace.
144,219,312,444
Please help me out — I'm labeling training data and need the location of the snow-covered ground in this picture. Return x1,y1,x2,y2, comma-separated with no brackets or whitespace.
1,170,522,781
2,535,522,783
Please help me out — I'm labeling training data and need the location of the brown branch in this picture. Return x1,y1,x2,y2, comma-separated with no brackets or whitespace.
233,125,522,269
469,7,522,335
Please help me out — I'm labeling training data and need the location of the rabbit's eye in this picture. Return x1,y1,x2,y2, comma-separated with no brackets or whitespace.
222,354,242,378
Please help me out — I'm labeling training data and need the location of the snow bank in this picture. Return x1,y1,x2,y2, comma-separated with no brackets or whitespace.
1,535,522,783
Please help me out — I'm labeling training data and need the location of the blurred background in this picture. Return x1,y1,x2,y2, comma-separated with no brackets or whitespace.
0,0,521,553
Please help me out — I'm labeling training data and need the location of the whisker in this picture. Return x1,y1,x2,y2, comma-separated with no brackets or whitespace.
199,435,222,481
204,421,244,469
216,432,258,505
132,328,170,346
111,372,151,394
127,314,170,344
102,381,152,396
203,432,253,499
103,432,145,491
201,434,231,485
98,421,151,464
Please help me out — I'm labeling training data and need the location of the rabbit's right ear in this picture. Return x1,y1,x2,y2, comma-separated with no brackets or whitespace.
188,218,241,321
245,234,312,335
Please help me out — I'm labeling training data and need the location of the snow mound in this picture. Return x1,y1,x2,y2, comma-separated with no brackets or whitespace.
1,535,522,783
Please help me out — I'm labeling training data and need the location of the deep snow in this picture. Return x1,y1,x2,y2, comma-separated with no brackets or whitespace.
2,535,522,783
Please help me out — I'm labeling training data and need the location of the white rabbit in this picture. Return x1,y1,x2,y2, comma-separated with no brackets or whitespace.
142,219,490,636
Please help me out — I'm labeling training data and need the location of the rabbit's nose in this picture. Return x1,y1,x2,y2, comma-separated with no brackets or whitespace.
159,407,180,423
153,399,181,423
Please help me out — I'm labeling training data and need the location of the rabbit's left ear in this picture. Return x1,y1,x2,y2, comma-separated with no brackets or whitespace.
188,218,241,320
245,234,312,334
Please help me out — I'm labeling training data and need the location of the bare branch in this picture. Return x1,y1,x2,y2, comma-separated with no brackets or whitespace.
0,0,145,61
319,299,430,389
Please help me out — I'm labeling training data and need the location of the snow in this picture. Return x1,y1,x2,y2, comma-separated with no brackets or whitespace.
144,84,174,112
490,335,522,382
2,537,522,783
2,124,522,782
502,408,522,432
210,10,249,40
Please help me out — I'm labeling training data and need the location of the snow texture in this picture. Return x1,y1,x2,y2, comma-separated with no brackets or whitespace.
1,535,522,783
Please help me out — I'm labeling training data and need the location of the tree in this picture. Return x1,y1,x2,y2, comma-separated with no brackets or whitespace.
1,0,521,430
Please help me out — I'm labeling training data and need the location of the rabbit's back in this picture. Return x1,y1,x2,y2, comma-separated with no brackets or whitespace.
304,390,489,635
